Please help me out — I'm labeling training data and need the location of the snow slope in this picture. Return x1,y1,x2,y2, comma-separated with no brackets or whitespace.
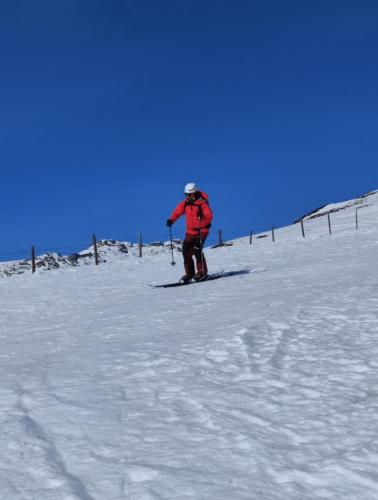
297,190,377,221
1,191,378,499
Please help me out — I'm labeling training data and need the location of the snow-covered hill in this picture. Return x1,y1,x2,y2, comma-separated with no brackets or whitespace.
0,240,183,277
294,189,378,222
1,190,376,279
1,190,378,499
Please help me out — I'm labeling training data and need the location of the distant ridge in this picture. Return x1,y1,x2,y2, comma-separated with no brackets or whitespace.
0,240,183,278
293,190,378,224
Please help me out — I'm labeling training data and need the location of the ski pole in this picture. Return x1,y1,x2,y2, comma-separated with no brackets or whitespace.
169,226,176,266
198,228,205,271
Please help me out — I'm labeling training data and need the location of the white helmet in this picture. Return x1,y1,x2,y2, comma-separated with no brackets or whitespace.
184,182,198,194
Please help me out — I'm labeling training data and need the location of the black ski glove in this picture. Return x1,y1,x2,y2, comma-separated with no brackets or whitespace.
166,219,173,227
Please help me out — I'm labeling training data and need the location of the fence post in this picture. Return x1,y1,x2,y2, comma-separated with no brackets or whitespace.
327,212,332,235
93,234,99,265
271,224,275,243
249,230,253,245
355,209,358,230
31,246,36,273
139,233,143,257
218,229,223,247
300,219,305,238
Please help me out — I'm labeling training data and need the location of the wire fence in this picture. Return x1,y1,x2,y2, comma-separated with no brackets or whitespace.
0,204,374,274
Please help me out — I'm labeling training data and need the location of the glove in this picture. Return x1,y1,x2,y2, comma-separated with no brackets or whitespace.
166,219,173,227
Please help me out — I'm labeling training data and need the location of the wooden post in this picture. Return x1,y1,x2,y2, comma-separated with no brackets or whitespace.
249,231,253,245
300,219,305,238
93,234,99,265
327,212,332,235
218,229,223,247
271,224,275,243
138,233,143,257
31,246,36,273
355,209,358,230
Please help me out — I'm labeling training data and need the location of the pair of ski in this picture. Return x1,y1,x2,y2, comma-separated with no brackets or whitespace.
150,269,251,288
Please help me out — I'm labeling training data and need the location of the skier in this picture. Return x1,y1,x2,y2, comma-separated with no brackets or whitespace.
167,182,213,283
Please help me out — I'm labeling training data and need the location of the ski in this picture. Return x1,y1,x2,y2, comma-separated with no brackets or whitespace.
149,270,251,288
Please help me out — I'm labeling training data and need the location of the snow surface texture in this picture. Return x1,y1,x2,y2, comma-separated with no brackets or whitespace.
1,191,378,499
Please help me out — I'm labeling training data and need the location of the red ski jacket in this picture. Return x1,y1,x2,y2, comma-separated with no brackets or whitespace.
169,192,213,238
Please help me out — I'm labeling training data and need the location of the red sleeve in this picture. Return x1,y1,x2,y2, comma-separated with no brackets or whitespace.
169,200,186,223
199,201,213,228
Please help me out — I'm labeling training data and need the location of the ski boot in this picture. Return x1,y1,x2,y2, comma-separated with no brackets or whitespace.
179,274,194,284
193,272,208,282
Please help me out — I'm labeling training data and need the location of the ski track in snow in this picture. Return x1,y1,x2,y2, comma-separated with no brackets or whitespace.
1,194,378,499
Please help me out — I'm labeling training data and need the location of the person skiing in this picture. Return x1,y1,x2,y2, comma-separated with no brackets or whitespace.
167,182,213,283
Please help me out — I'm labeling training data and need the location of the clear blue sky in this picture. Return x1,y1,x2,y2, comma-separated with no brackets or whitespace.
1,0,377,258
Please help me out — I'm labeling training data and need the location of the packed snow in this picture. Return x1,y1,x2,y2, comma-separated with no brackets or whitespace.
1,191,378,499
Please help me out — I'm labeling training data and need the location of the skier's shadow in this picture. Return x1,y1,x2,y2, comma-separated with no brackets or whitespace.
217,270,251,278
